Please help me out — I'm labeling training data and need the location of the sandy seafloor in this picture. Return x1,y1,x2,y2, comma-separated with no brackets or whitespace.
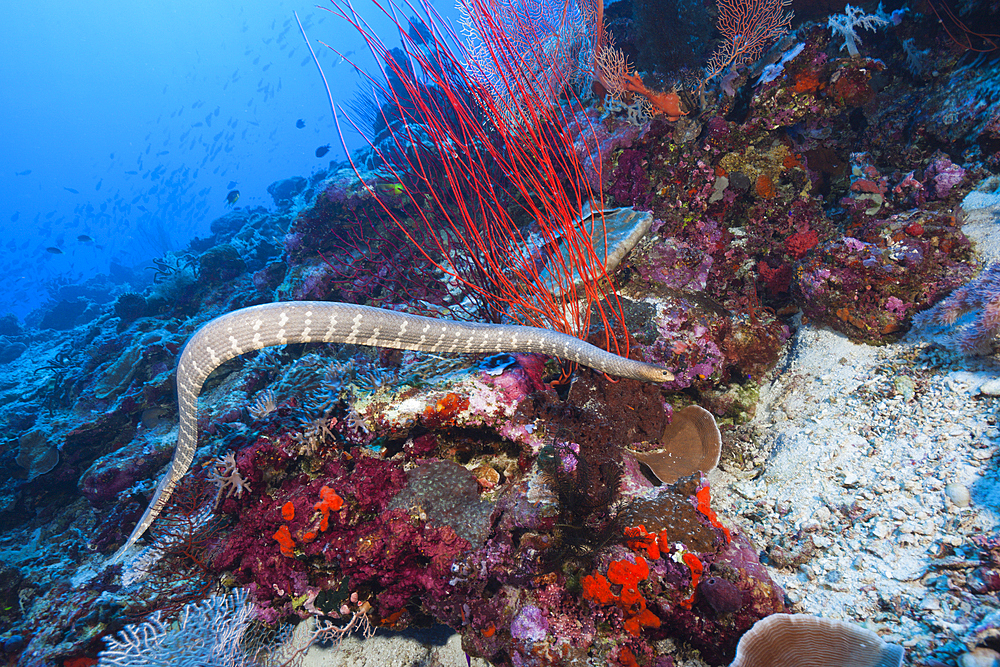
276,186,1000,667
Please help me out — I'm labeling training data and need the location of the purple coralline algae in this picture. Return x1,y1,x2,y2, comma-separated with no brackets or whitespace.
796,210,973,343
511,605,549,643
566,107,648,194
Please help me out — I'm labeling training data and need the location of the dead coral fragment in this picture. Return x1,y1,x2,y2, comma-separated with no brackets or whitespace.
731,613,904,667
629,405,721,485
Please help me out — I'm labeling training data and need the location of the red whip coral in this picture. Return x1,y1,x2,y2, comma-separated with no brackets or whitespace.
327,0,639,358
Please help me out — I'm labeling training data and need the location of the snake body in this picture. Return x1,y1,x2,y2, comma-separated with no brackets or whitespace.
109,301,672,563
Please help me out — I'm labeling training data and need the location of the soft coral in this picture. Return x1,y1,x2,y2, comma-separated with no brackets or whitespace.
827,5,889,57
919,262,1000,355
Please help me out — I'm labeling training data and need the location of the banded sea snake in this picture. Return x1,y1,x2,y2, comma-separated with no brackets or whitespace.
109,301,673,564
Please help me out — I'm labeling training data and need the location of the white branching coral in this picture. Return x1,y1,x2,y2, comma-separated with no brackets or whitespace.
99,589,376,666
207,452,250,501
827,4,890,57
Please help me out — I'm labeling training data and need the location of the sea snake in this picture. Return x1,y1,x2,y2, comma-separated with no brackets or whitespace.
109,301,673,564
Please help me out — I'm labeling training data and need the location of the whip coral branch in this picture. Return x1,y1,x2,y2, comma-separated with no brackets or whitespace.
323,0,636,356
295,11,336,121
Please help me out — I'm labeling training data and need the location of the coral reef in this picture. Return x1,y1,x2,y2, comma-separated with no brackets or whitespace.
1,0,997,665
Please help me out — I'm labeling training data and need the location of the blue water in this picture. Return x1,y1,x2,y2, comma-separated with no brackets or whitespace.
0,0,457,321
